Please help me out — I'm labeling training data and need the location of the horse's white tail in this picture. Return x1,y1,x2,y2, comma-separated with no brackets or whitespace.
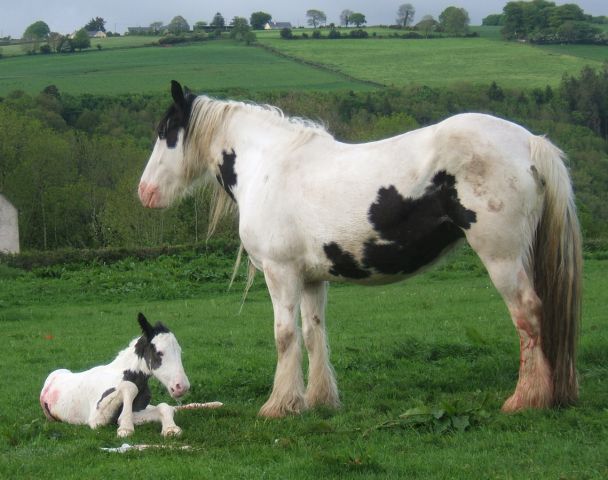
529,136,582,406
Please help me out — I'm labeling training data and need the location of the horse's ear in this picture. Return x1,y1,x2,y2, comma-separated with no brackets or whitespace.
171,80,186,109
137,312,154,339
184,85,192,96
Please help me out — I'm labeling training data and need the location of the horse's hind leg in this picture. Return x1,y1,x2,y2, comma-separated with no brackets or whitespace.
259,262,306,418
301,281,340,409
480,256,553,411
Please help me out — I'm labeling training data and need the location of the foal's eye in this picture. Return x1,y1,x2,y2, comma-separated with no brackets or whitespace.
157,351,164,357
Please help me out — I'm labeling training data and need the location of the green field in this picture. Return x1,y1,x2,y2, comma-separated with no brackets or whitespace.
1,250,606,478
1,31,606,96
0,41,370,96
258,36,604,88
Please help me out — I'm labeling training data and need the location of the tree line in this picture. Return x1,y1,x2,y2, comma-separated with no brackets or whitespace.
1,66,607,251
483,0,608,44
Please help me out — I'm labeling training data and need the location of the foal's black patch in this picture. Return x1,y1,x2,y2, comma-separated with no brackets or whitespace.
123,370,152,412
96,387,116,410
134,333,165,370
216,149,238,201
324,170,477,279
156,92,196,148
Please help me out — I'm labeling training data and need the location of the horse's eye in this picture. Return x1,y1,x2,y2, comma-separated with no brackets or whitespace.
157,351,164,357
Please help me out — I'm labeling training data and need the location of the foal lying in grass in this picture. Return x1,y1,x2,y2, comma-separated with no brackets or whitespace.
40,313,191,437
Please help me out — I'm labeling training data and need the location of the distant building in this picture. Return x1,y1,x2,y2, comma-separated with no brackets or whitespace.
264,21,293,30
87,30,107,38
0,194,19,254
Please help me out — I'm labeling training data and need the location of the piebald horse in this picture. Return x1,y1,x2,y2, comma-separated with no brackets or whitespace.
139,82,581,418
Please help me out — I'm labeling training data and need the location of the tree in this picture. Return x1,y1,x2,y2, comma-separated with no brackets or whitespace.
396,4,415,27
168,16,190,34
340,9,354,27
150,21,164,34
439,6,470,36
85,17,106,32
349,13,366,28
70,29,91,51
250,11,272,30
23,21,50,40
416,15,438,37
306,10,327,28
230,17,251,41
211,12,225,29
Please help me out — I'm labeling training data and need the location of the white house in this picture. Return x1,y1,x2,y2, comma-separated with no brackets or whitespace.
0,194,19,254
264,21,293,30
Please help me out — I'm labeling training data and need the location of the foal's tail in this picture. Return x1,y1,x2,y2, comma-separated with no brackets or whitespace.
529,136,582,407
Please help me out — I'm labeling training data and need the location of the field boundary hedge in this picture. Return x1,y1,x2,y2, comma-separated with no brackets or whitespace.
0,238,241,270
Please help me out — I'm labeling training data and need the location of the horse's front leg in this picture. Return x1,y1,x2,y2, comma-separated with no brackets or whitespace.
301,281,340,409
132,404,181,437
259,262,305,418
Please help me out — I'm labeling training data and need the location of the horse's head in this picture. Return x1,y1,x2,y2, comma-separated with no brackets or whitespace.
139,81,195,209
136,313,190,399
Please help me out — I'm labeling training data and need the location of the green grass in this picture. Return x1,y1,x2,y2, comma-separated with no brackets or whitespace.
0,41,372,96
258,36,605,88
534,43,608,63
1,250,606,478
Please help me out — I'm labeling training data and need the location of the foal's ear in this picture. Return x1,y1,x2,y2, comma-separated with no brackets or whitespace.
171,80,186,109
184,85,192,96
137,312,155,339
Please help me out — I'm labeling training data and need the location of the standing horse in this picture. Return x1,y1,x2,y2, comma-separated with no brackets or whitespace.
139,81,581,418
40,313,191,436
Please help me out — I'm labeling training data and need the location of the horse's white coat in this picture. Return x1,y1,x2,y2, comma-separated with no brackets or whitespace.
40,321,190,437
139,89,581,417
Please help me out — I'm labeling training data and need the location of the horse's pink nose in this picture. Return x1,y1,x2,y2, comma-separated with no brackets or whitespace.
138,182,161,208
171,383,189,398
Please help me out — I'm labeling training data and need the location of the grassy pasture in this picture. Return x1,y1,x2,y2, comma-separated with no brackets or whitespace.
1,250,606,478
0,41,370,96
258,36,604,88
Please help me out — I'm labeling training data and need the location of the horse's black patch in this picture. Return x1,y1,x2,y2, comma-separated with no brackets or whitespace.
122,370,152,412
134,335,164,370
96,387,116,409
323,171,477,279
156,92,196,148
216,149,238,201
323,242,371,279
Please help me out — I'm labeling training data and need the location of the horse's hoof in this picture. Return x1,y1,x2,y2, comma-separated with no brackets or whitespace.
162,426,182,437
117,427,134,437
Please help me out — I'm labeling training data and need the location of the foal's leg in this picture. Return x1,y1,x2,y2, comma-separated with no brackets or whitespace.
259,262,305,418
301,281,340,409
132,403,181,437
115,381,139,437
481,257,553,411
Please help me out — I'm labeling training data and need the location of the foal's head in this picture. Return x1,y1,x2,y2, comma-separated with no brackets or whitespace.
136,313,190,399
139,81,196,209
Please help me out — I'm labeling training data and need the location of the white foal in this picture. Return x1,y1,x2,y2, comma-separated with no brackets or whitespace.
40,313,190,437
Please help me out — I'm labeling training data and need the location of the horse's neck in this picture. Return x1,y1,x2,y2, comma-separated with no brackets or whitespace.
108,340,149,376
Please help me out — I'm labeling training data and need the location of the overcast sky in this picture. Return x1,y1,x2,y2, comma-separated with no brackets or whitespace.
1,0,605,38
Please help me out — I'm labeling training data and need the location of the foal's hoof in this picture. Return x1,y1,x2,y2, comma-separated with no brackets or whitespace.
117,427,134,438
162,425,182,437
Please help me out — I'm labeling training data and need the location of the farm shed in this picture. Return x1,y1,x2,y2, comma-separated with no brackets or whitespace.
0,194,19,254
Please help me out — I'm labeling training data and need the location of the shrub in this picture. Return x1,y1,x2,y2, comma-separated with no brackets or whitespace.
328,29,341,39
312,30,322,39
39,44,52,54
280,27,293,39
349,29,369,38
